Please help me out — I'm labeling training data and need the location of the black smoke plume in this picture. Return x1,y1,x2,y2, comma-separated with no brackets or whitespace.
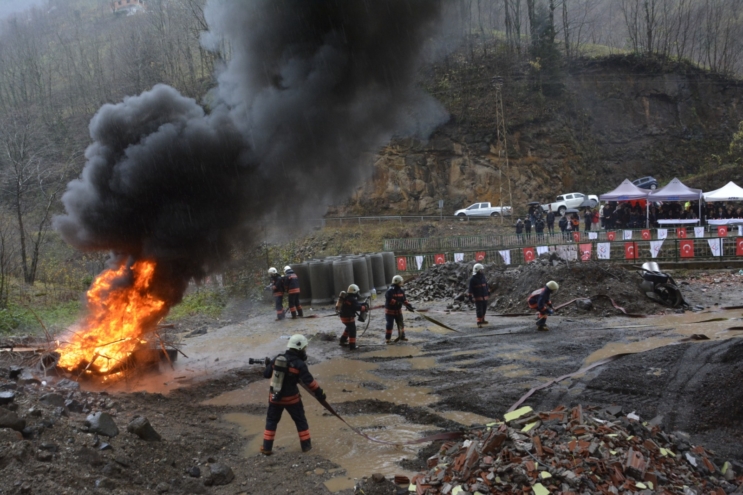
54,0,448,306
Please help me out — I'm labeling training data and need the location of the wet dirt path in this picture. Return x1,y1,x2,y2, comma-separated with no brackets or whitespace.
104,294,743,493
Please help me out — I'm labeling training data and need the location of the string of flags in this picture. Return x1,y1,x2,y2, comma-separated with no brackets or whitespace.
394,229,743,270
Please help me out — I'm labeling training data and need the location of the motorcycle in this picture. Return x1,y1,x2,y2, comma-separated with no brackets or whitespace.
637,262,686,308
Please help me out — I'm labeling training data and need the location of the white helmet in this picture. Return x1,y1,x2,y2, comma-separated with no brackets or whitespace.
268,267,278,275
546,281,559,292
283,265,292,274
347,284,360,294
472,263,484,275
391,275,403,285
287,334,308,351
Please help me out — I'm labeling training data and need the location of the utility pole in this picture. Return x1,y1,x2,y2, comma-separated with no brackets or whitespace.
493,77,513,225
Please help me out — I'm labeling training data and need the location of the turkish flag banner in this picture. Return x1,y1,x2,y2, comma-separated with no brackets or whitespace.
718,226,728,237
677,227,687,239
579,243,592,261
607,231,616,241
737,238,743,256
641,230,651,240
680,240,694,258
572,232,581,243
475,251,486,261
624,242,637,260
396,257,407,271
434,254,446,265
523,247,536,263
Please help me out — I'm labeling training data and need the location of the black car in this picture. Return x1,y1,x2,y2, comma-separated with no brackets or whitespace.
632,176,658,190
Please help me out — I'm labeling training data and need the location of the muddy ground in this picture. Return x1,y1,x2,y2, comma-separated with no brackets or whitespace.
0,267,742,494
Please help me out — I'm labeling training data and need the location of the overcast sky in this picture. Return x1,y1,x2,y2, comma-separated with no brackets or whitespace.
0,0,45,19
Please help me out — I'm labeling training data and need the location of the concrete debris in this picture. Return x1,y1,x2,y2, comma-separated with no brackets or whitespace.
409,405,742,494
204,462,235,486
85,412,119,438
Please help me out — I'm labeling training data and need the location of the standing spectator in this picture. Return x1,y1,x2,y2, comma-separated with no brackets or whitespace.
524,217,532,241
592,208,600,231
599,204,605,229
546,207,555,236
583,209,592,232
558,215,568,241
535,217,545,242
570,213,580,237
515,219,524,244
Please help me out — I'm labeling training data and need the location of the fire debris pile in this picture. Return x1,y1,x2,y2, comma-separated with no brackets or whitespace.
408,405,742,495
405,259,664,316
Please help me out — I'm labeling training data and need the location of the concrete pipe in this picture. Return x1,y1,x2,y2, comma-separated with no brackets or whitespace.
381,251,396,286
332,259,355,298
370,253,387,294
309,260,333,305
351,256,371,298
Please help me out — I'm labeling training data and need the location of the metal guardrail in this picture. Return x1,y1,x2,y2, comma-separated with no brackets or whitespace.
394,235,742,273
320,215,511,227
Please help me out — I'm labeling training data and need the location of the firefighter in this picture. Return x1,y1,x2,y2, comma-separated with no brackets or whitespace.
283,266,303,318
261,334,325,455
527,281,559,331
268,267,285,321
337,284,367,351
385,275,415,344
468,263,489,327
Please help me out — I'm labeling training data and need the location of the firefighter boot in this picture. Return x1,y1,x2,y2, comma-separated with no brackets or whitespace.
298,309,304,317
301,439,312,453
291,312,298,319
399,332,408,341
339,335,348,346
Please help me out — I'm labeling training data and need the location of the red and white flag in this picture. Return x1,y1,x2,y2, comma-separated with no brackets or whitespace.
396,257,407,271
641,230,651,240
718,225,728,237
523,247,536,263
475,251,486,261
677,227,687,239
680,240,694,258
624,242,637,260
434,254,446,265
579,243,592,261
607,231,616,241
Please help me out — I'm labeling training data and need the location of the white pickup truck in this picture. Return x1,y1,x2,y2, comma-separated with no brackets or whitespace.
454,202,513,217
541,192,599,216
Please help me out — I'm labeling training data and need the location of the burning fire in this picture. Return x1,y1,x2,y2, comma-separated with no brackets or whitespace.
56,260,168,375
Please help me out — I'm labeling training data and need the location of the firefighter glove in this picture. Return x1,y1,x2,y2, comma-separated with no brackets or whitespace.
264,357,271,367
546,308,554,316
315,388,327,401
407,304,415,311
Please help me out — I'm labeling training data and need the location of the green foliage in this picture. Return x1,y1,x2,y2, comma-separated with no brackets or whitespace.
0,301,82,336
168,288,228,321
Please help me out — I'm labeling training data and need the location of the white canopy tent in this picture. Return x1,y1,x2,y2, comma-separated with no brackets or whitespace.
649,177,703,222
599,179,651,228
703,181,743,202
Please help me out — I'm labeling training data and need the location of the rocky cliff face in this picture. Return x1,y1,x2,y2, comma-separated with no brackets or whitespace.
333,54,743,216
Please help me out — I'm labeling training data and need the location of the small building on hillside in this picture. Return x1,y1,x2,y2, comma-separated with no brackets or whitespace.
112,0,145,15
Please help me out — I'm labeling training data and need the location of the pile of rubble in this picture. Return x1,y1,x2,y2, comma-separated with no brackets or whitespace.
406,259,664,316
405,404,742,495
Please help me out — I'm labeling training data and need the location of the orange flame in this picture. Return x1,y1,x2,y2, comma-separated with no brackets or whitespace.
56,260,168,375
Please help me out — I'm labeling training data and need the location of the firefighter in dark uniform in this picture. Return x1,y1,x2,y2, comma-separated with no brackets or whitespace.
261,334,325,455
385,275,414,344
268,267,285,321
283,266,303,318
337,284,367,351
527,280,559,331
468,263,489,327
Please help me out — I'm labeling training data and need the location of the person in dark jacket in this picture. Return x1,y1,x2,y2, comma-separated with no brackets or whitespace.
283,266,303,318
468,263,490,327
268,267,285,321
524,218,532,241
261,334,325,455
515,219,524,244
384,275,414,344
535,217,545,242
558,215,568,241
584,210,592,232
527,281,558,331
546,208,555,235
337,284,367,350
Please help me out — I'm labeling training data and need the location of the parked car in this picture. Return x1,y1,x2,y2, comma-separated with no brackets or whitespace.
633,176,658,190
454,202,513,217
541,193,599,216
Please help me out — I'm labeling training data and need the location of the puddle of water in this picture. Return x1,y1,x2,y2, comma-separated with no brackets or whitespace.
204,357,436,407
585,309,743,365
224,411,424,492
438,410,495,426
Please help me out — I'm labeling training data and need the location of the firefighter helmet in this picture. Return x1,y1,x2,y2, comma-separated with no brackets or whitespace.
268,267,278,275
391,275,403,285
283,265,292,274
287,334,308,351
472,263,484,275
347,284,360,294
546,281,559,292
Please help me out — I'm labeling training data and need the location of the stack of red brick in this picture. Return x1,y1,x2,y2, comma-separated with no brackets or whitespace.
406,405,742,495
